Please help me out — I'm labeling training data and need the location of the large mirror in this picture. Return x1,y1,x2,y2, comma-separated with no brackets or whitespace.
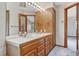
19,14,35,34
27,15,35,33
6,2,53,36
6,2,37,35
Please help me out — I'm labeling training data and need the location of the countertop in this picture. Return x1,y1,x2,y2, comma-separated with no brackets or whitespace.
6,33,52,47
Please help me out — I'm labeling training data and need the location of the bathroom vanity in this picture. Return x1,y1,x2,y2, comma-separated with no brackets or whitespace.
6,33,55,56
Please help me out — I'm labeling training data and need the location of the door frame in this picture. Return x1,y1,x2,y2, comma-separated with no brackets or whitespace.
64,3,79,50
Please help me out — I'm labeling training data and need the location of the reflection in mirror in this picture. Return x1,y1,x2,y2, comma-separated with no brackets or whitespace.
19,14,35,34
21,16,25,32
6,2,38,36
6,2,53,36
19,14,26,34
27,15,35,33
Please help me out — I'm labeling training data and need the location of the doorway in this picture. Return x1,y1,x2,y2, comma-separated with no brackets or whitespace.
64,3,79,50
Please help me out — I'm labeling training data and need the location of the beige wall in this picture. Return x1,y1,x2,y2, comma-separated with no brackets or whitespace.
7,2,20,35
56,5,64,46
0,3,6,55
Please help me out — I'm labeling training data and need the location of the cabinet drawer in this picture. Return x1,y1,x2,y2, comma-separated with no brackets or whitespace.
24,49,37,56
20,38,44,47
45,35,52,41
45,49,49,55
37,39,44,45
37,44,44,52
21,41,38,55
45,37,49,42
20,38,44,55
37,49,45,56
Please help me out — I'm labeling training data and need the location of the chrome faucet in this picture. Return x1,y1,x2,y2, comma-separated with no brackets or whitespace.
18,32,27,37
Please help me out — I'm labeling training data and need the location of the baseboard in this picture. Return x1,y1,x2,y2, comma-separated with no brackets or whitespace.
53,44,56,49
56,45,64,47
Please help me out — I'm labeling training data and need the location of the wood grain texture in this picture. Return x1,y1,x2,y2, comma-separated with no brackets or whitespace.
35,7,56,47
20,34,55,56
76,4,79,50
19,7,56,56
35,7,56,33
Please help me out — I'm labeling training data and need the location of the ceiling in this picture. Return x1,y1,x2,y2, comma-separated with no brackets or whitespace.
54,2,66,6
19,2,54,13
7,2,69,13
37,2,53,9
19,4,38,13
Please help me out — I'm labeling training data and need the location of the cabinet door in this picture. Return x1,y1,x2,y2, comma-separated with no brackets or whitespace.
37,44,45,56
45,36,53,55
37,44,44,52
44,38,48,55
35,12,42,32
24,49,37,56
49,36,53,50
52,36,55,47
45,41,50,55
45,46,49,55
37,49,45,56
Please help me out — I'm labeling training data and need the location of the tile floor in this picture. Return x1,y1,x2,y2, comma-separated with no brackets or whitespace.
48,36,79,56
67,36,76,52
48,46,76,56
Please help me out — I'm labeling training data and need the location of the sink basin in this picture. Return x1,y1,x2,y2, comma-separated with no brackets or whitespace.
25,33,45,38
6,33,43,40
6,35,20,39
18,34,36,39
26,34,36,38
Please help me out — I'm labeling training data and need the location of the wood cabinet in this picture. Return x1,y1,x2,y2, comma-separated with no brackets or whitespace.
35,12,43,32
20,34,55,56
44,35,54,55
37,44,44,51
35,8,56,54
37,43,45,56
37,49,45,56
35,8,56,33
24,49,37,56
20,38,44,56
20,40,38,55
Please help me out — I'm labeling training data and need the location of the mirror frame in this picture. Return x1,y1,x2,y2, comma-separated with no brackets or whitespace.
19,14,27,33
